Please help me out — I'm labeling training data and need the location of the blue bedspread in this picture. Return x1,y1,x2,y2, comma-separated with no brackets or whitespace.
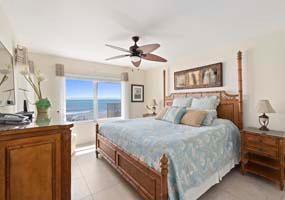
100,118,240,200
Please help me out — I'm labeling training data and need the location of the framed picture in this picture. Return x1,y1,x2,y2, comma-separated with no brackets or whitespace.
131,84,144,102
174,62,223,90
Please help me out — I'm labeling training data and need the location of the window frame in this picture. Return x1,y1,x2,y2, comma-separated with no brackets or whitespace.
65,76,122,123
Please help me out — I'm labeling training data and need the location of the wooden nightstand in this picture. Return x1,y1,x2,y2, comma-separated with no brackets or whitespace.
241,127,285,190
142,113,156,118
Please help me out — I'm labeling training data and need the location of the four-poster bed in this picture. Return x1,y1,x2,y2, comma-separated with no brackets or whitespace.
95,51,244,200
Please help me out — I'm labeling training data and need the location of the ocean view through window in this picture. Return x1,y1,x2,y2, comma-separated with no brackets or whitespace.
66,78,121,122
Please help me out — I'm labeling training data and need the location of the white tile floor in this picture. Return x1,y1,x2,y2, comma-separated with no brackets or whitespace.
72,149,285,200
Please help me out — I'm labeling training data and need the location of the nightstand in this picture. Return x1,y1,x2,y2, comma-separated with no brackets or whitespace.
142,113,156,118
241,127,285,190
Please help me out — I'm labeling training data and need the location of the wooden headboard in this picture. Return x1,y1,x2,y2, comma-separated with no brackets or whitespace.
165,91,241,128
163,51,244,129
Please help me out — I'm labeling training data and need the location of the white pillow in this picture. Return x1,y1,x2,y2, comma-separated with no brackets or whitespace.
172,97,192,107
191,96,220,110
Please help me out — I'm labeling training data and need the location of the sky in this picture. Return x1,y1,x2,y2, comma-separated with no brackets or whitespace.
66,79,121,100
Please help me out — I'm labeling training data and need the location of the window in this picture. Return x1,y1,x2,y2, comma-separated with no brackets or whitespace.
97,82,121,119
65,78,121,122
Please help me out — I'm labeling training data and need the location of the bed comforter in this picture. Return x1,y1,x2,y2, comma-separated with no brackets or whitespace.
100,118,240,200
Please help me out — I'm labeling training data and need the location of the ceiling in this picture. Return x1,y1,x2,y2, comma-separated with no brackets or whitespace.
1,0,285,69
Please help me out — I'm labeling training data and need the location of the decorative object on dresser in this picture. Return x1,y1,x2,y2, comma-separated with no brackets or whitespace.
0,122,73,200
257,100,275,131
131,84,144,102
20,65,51,120
174,62,222,90
145,99,158,114
0,113,30,125
241,127,285,190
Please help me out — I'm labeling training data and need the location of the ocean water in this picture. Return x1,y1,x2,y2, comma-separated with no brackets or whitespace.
66,99,121,113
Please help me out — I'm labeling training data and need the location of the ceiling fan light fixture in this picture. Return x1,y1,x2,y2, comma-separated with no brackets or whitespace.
131,55,141,63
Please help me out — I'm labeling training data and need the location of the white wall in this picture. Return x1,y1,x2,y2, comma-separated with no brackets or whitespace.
145,30,285,131
27,53,146,145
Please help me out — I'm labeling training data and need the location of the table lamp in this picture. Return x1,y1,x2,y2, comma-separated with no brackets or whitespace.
257,100,275,131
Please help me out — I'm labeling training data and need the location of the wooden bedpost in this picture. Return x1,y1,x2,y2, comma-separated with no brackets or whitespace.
160,154,168,200
237,51,243,130
163,69,166,107
95,123,99,158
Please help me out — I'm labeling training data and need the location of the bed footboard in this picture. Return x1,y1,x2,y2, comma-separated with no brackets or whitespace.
95,123,168,200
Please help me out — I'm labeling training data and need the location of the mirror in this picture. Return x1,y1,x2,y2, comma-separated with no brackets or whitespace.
0,41,15,106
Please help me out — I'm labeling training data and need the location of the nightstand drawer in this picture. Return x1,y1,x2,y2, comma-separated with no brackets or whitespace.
245,132,278,147
246,145,278,159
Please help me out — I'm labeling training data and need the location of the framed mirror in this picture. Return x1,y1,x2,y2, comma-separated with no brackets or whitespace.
0,41,15,106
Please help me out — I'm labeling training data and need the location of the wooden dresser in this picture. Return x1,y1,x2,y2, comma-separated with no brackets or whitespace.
241,127,285,190
0,121,73,200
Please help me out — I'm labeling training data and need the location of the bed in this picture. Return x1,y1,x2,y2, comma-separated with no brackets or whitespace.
95,51,244,200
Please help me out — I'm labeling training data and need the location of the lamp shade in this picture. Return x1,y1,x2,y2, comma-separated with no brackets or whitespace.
257,100,275,113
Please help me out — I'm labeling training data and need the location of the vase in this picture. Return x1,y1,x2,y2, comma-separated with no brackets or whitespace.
36,107,49,120
35,98,51,121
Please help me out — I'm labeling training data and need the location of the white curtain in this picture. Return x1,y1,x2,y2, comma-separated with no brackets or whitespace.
121,81,130,119
52,76,66,121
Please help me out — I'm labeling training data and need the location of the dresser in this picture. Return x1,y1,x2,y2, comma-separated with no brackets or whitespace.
0,121,73,200
241,127,285,190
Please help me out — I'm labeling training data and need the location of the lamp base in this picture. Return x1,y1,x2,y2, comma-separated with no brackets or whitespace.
259,126,269,131
259,113,270,131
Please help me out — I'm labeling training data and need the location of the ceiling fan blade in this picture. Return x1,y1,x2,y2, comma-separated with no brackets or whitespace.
105,44,130,53
142,54,167,62
137,44,160,54
105,54,130,61
131,59,141,67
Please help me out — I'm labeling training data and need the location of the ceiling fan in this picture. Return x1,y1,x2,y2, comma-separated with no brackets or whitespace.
105,36,167,67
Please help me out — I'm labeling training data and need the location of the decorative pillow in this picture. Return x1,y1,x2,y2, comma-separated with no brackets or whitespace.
155,107,168,120
191,96,220,110
202,110,218,126
172,97,192,107
162,107,186,124
180,109,208,127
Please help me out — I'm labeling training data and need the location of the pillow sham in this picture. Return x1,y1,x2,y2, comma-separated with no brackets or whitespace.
202,110,218,126
180,109,208,127
162,107,186,124
172,97,192,107
191,96,220,110
155,107,168,120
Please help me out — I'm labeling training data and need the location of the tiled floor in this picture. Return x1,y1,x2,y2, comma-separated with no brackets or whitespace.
72,149,285,200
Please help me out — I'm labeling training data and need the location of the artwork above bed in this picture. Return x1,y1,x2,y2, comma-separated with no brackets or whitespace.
174,62,223,90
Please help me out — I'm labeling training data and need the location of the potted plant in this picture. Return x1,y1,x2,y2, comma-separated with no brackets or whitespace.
21,67,51,119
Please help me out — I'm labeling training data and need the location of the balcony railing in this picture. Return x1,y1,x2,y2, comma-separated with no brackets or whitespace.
66,102,121,121
107,103,121,118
